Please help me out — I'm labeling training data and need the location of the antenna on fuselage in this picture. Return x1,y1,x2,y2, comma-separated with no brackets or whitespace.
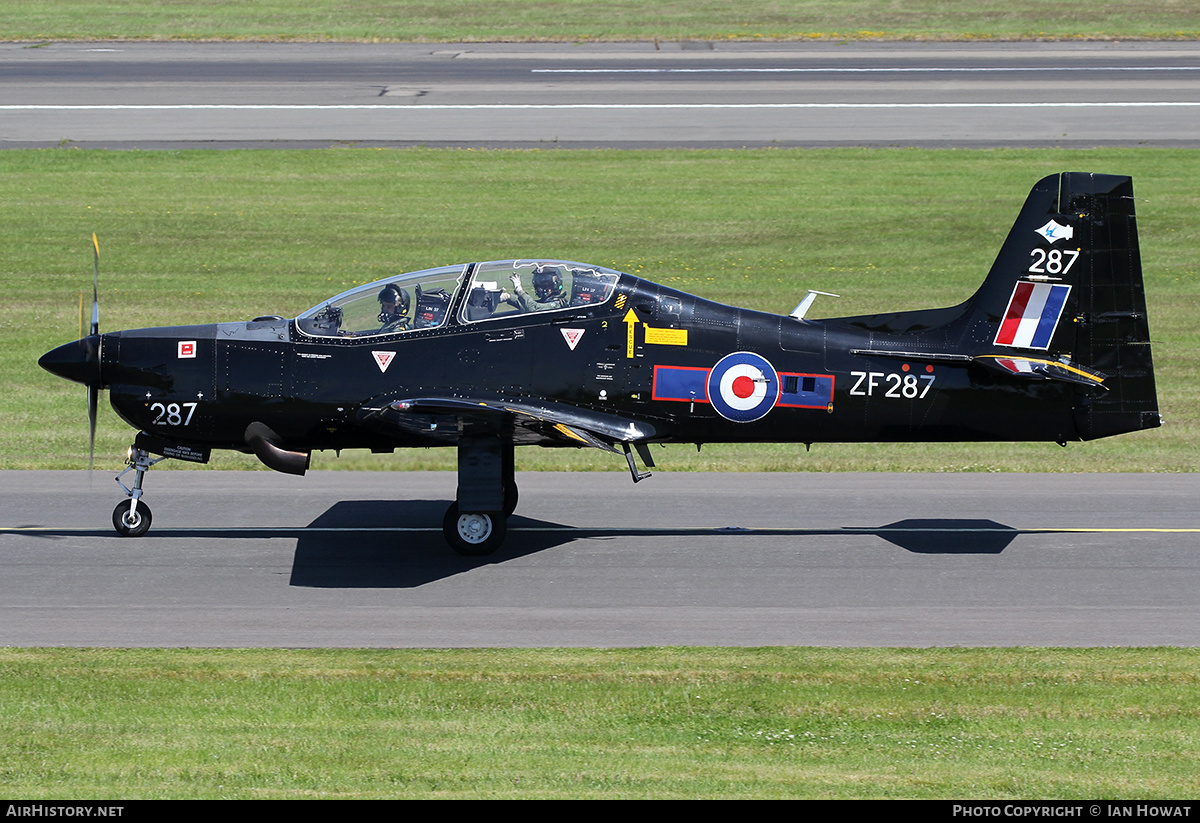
789,290,839,321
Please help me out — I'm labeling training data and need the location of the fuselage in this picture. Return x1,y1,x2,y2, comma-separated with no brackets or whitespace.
77,269,1079,459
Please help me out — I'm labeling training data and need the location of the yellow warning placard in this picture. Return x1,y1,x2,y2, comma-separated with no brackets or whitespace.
643,326,688,346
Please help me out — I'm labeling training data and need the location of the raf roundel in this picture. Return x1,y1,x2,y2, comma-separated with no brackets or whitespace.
706,351,781,423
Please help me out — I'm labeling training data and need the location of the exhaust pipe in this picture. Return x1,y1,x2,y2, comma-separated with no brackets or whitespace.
244,422,310,476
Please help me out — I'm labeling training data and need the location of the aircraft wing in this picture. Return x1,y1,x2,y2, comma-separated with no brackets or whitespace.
356,395,660,452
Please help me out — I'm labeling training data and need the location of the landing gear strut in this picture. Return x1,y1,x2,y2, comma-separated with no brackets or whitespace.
442,435,516,556
112,446,164,537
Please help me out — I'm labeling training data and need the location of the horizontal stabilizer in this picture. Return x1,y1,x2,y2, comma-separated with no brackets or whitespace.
973,355,1108,389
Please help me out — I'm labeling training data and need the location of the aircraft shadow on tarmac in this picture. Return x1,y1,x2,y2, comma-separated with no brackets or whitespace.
285,502,1019,588
7,504,1020,588
290,500,559,588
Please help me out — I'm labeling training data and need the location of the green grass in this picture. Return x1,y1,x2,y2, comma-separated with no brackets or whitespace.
2,0,1199,42
1,647,1198,799
5,147,1197,472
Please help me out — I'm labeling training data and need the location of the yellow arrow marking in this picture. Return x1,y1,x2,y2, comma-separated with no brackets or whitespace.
623,308,640,358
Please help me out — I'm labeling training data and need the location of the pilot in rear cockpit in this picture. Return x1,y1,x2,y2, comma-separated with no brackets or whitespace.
377,284,411,332
510,266,570,312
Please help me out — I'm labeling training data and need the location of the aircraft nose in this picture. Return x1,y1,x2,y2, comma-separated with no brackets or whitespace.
39,335,103,387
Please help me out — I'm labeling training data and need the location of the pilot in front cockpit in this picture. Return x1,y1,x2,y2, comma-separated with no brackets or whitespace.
510,266,570,312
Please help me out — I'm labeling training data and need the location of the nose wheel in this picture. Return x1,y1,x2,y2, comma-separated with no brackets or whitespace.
112,498,153,537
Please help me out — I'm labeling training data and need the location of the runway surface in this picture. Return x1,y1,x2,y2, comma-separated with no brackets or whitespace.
3,470,1198,647
3,40,1200,147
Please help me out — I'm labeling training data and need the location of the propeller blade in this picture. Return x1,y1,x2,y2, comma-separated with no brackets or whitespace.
88,385,98,471
88,234,101,471
90,233,100,337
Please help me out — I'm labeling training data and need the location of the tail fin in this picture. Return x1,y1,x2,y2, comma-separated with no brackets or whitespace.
964,172,1160,440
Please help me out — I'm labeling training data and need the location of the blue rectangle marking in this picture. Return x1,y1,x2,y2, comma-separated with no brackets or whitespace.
652,365,709,402
779,372,834,409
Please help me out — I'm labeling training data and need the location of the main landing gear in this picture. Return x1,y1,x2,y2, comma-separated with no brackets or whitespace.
112,445,164,537
442,435,518,556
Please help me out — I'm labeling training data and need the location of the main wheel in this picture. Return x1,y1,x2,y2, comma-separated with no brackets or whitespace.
112,499,152,537
443,502,506,556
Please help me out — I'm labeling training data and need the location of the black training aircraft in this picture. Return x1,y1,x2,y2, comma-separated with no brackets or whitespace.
41,172,1160,554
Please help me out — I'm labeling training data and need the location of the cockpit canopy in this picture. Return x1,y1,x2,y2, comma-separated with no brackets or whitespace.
295,260,623,339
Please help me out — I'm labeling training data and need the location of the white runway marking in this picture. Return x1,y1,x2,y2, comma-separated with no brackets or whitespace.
533,66,1200,74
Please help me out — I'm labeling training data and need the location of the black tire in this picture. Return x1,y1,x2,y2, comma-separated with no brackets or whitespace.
443,502,506,556
112,499,152,537
503,481,519,517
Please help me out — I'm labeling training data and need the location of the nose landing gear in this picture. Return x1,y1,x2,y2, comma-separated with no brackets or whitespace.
112,446,164,537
